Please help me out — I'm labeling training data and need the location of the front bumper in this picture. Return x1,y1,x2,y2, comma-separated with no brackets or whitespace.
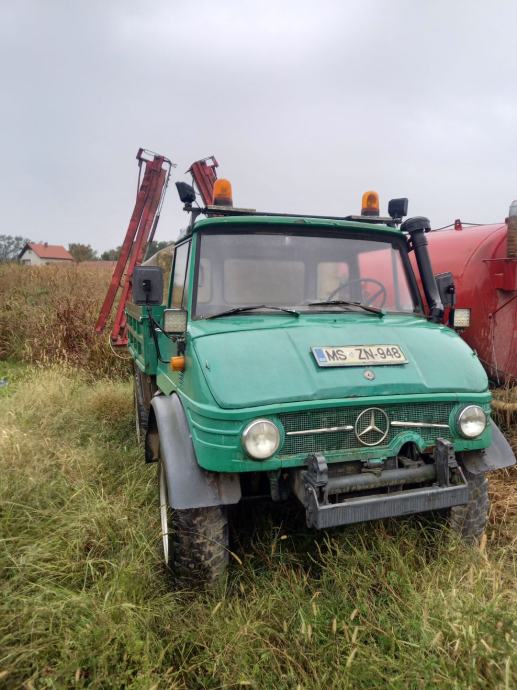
293,438,469,529
304,482,468,529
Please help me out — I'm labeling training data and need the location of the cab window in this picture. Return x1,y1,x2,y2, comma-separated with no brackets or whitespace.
193,231,419,317
171,241,190,308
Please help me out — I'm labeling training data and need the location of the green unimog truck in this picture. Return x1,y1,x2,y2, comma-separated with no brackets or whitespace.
127,186,515,585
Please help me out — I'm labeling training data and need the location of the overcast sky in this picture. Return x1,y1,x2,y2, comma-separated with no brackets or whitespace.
1,0,516,252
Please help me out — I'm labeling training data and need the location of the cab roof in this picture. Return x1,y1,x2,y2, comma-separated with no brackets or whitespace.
189,213,403,238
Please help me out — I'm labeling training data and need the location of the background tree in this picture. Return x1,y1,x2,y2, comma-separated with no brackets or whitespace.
146,240,172,258
0,235,31,262
68,243,98,262
100,246,121,261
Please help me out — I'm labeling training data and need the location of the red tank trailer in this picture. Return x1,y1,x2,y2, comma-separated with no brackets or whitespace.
425,204,517,384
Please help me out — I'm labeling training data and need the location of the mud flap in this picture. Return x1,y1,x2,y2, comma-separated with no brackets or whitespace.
461,422,516,475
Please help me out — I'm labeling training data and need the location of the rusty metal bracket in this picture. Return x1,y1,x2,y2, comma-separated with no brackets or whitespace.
305,453,328,489
434,437,456,486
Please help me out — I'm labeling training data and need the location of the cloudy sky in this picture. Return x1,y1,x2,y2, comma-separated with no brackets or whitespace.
2,0,516,252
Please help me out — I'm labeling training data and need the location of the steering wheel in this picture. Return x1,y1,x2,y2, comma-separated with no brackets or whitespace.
327,277,387,308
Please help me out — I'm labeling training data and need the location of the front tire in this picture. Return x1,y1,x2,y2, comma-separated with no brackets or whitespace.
158,461,229,586
448,468,489,544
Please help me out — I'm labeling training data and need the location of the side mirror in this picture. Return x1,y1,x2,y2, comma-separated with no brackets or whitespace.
175,181,196,205
388,198,408,220
132,266,163,305
434,272,455,308
163,308,187,333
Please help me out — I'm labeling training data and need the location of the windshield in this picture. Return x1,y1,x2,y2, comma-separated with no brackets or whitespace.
193,231,420,318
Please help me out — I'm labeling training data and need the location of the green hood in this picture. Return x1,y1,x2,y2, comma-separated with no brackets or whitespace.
191,314,488,410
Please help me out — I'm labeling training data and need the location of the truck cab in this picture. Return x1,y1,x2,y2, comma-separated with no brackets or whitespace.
128,199,515,585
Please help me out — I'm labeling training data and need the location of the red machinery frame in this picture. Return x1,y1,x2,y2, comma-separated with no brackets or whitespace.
95,149,172,346
96,150,219,346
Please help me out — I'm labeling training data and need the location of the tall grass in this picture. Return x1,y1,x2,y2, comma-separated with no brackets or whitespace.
0,264,130,379
0,364,516,689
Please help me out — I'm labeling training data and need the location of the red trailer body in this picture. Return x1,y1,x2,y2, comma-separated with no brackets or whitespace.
424,222,517,383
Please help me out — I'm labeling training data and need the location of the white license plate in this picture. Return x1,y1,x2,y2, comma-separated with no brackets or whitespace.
312,345,407,367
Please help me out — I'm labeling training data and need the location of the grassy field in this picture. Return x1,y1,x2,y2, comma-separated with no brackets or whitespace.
1,263,516,689
0,360,516,690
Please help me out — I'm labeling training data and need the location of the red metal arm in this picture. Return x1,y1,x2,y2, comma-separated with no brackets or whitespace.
95,149,171,346
187,156,218,205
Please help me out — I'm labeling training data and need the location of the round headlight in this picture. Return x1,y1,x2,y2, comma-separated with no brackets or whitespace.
242,419,280,460
457,405,487,439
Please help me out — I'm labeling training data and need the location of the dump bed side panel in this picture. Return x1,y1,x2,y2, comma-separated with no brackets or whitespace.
126,303,164,375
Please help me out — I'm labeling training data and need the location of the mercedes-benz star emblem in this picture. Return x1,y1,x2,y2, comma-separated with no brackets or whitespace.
354,407,389,446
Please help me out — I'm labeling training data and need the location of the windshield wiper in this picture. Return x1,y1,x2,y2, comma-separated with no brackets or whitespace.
206,304,300,319
306,300,384,316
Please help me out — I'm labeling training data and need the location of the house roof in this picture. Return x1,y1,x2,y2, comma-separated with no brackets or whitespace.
20,243,74,261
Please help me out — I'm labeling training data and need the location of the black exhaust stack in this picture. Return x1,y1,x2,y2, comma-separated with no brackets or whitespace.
401,216,444,323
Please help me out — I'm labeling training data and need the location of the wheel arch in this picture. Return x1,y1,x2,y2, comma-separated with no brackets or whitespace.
146,394,241,510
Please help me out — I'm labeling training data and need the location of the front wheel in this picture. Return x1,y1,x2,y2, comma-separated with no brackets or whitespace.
447,468,489,544
158,462,229,586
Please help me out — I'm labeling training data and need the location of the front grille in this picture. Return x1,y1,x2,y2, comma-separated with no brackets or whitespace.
278,402,455,458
